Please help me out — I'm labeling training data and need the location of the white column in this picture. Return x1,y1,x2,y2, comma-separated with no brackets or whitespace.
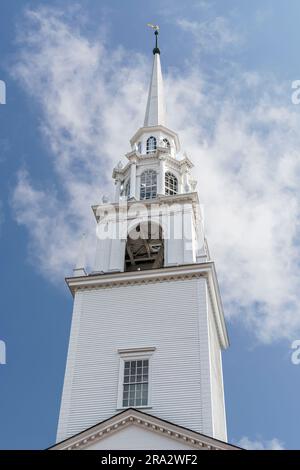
130,159,137,199
158,155,166,195
183,203,196,264
182,168,190,193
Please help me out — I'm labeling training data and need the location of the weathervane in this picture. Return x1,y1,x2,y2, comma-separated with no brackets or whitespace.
147,23,160,55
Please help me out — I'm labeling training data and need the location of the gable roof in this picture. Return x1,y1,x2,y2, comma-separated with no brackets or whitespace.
50,408,241,450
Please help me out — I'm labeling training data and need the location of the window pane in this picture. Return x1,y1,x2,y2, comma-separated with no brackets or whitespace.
146,136,157,154
165,172,178,196
122,359,149,407
140,171,157,200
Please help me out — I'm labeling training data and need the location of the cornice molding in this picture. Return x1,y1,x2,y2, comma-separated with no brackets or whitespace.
113,152,193,179
117,346,156,354
92,192,199,222
51,409,238,451
92,191,200,218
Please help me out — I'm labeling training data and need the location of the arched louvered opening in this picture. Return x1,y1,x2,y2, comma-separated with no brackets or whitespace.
146,136,157,154
125,221,164,272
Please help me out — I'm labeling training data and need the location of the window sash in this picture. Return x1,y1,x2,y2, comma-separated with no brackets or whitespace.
165,172,178,196
122,359,149,407
140,170,157,200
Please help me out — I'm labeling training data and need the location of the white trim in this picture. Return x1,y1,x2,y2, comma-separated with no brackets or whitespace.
51,409,240,451
117,348,155,410
117,347,156,354
93,190,200,215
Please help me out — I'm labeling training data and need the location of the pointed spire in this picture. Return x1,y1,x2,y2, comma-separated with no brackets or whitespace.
144,25,166,127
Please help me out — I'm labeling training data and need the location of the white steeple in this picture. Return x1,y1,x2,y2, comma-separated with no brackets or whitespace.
56,27,229,449
144,50,166,127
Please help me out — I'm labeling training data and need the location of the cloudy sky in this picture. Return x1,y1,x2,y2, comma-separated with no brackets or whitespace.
1,0,300,450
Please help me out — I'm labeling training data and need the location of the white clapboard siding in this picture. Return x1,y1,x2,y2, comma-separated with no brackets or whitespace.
57,276,226,442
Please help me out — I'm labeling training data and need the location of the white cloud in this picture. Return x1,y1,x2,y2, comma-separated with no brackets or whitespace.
11,6,300,343
237,436,285,450
177,16,240,52
11,6,149,277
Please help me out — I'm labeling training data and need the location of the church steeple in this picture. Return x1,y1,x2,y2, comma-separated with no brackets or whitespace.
56,28,229,449
144,25,166,127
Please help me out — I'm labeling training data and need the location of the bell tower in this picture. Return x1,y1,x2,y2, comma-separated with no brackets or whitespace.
56,28,229,446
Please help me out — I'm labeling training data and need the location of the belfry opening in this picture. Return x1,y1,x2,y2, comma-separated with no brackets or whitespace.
125,221,164,272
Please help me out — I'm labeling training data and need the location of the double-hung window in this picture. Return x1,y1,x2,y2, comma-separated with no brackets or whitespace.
117,347,155,409
122,359,149,407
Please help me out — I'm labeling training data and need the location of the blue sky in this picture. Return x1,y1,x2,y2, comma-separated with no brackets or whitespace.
1,0,300,450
